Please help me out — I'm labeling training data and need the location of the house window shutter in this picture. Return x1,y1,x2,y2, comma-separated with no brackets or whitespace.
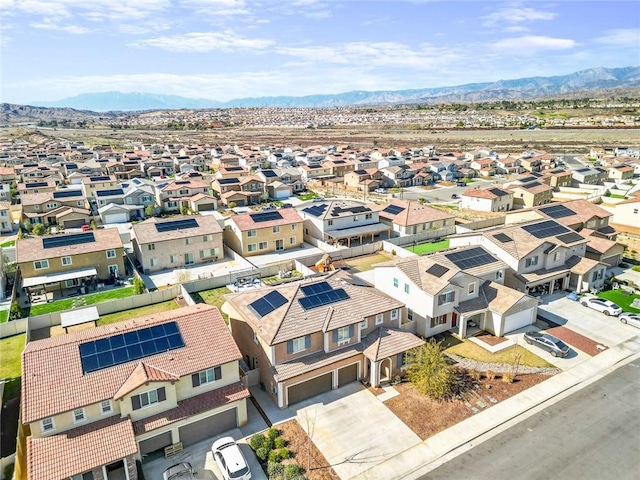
192,373,200,388
305,335,311,349
287,340,293,354
437,295,443,306
333,330,339,342
348,325,354,337
131,395,141,410
157,387,166,402
214,366,222,380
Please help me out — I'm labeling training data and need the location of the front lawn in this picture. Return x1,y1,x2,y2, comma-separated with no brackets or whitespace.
28,286,135,317
446,341,553,368
0,334,25,400
406,239,450,255
297,193,316,201
0,309,8,324
0,240,15,248
97,300,180,326
597,290,640,313
191,286,232,323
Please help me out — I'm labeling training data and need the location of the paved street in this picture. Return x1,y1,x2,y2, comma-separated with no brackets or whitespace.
421,360,640,480
393,177,511,204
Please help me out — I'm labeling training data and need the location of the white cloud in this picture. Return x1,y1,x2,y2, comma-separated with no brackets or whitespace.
595,28,640,46
492,35,576,52
30,21,89,34
482,4,556,26
128,31,274,53
504,25,529,33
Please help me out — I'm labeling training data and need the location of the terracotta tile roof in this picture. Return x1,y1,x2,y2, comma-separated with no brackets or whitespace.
133,381,249,435
131,214,222,244
273,344,363,381
228,208,303,232
22,304,241,424
375,199,454,226
362,327,425,362
27,416,137,480
462,187,511,199
16,228,123,263
160,179,209,190
113,362,179,400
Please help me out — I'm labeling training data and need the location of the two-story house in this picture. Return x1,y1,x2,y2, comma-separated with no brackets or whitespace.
0,201,12,234
17,180,58,197
154,179,215,213
343,170,382,194
539,168,573,189
132,216,223,273
572,167,607,186
16,229,125,295
81,175,119,201
373,245,538,339
606,164,634,182
144,157,175,177
508,181,554,208
376,199,455,236
224,208,304,257
226,272,423,406
23,304,249,480
298,199,391,247
20,190,91,229
461,187,514,212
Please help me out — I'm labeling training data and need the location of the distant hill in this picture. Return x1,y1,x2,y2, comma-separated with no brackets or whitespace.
8,66,640,114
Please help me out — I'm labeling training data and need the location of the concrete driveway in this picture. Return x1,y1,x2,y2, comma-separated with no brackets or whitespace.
294,382,421,480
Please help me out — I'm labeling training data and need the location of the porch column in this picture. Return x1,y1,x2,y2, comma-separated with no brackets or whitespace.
370,361,379,387
123,458,131,480
458,315,466,338
277,383,285,409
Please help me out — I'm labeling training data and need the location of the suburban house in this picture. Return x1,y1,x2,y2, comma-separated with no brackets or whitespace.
373,245,538,339
225,271,423,407
508,181,554,208
224,208,304,257
20,191,91,229
17,180,58,196
572,167,607,186
606,164,634,182
81,175,119,200
298,199,391,247
343,170,383,194
211,177,262,207
297,163,334,182
539,169,573,189
144,157,175,177
375,199,455,236
379,165,415,187
461,187,514,212
533,200,618,240
494,156,522,174
22,304,249,480
0,201,12,234
154,179,215,213
16,229,125,295
131,216,223,273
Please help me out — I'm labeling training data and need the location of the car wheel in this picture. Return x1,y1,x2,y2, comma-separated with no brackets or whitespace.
621,318,628,324
550,350,558,357
581,301,588,307
603,310,610,316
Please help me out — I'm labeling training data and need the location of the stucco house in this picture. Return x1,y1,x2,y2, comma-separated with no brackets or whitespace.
461,187,513,212
375,199,455,236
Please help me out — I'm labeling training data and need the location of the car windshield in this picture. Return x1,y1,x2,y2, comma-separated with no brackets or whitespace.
552,339,568,349
229,465,250,478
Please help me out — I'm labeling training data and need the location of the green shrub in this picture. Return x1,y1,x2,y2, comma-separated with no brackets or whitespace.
268,449,282,463
249,433,265,451
274,437,286,449
132,277,146,295
256,446,270,462
632,265,640,272
267,427,281,440
267,461,284,478
283,464,305,479
278,448,290,460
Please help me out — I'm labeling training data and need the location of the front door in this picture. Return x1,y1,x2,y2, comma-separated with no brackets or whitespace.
108,265,118,277
451,312,458,328
184,253,194,265
275,239,284,251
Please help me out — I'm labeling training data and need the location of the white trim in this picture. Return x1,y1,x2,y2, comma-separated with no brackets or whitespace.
72,407,86,424
100,400,113,415
41,417,55,432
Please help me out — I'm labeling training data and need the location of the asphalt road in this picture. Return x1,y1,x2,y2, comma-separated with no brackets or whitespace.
422,361,640,480
393,177,510,204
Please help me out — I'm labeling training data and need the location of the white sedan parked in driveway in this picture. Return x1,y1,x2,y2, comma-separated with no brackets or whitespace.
580,297,622,316
619,312,640,328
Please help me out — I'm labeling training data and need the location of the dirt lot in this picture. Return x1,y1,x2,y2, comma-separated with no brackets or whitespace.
276,420,334,480
384,373,550,440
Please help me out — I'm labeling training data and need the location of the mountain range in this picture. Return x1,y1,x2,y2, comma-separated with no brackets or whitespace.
22,66,640,112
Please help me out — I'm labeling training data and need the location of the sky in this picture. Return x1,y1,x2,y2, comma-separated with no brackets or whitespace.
1,0,639,104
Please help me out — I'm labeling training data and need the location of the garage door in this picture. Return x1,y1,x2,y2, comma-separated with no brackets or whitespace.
105,212,128,224
63,219,86,229
338,363,358,387
139,431,172,455
197,203,215,211
178,408,237,447
287,372,333,406
503,309,534,335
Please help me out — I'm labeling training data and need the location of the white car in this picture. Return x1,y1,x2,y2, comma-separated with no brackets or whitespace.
163,462,196,480
212,437,252,480
619,312,640,328
580,297,622,316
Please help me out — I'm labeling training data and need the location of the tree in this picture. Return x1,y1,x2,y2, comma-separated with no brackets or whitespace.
31,224,46,236
145,204,155,217
90,219,97,230
17,228,23,240
132,277,145,295
175,269,192,284
405,340,457,400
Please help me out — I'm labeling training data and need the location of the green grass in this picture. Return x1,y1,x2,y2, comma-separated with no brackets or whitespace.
462,178,475,184
297,192,318,201
446,341,553,368
28,286,135,317
0,309,8,324
0,240,15,248
0,334,26,400
191,286,232,323
406,239,450,255
597,290,640,313
97,300,180,326
606,193,626,199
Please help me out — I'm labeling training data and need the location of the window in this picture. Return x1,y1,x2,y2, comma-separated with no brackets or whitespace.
353,216,358,222
34,259,49,270
61,256,72,266
468,282,476,295
634,209,639,214
273,226,280,233
34,204,40,211
247,243,257,252
365,213,372,219
100,400,112,415
327,219,333,226
335,326,351,342
407,308,413,321
72,408,86,423
391,309,399,320
184,253,194,265
393,278,399,288
289,236,296,245
525,256,539,268
404,283,410,294
592,269,604,281
46,203,57,209
291,223,298,231
360,318,368,330
259,241,268,250
185,238,193,245
65,279,78,288
41,417,55,432
430,314,447,328
375,313,383,325
192,366,222,387
106,249,116,259
150,258,158,267
131,387,165,410
147,243,156,251
247,229,257,237
553,252,560,262
203,234,212,242
287,335,310,354
169,255,177,263
437,291,455,306
496,270,504,280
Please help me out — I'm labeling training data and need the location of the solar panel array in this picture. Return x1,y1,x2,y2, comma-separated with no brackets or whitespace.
522,220,571,239
301,281,332,296
383,205,405,215
89,176,111,182
494,233,513,243
42,232,96,249
250,211,283,223
302,204,328,217
155,218,199,233
426,264,450,277
445,247,498,270
518,176,537,183
557,232,585,244
96,189,124,197
250,291,288,317
330,205,370,217
261,170,277,177
25,182,48,188
218,178,240,185
53,190,82,198
521,181,542,189
489,188,509,197
539,204,575,219
79,321,185,374
299,288,350,310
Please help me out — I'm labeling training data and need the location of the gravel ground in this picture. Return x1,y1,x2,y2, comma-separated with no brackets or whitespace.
446,353,562,375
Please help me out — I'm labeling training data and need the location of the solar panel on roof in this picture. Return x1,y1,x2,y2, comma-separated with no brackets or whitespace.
539,204,575,219
96,189,124,197
42,232,95,249
445,247,498,270
79,321,184,374
489,188,509,197
494,233,513,243
522,220,571,239
250,290,288,317
53,190,82,198
302,204,328,217
383,205,405,215
261,170,277,177
301,281,332,296
557,232,584,244
89,176,110,181
154,218,199,233
518,176,536,183
25,182,48,188
426,264,449,277
250,211,283,223
217,178,240,184
299,288,350,310
521,181,542,189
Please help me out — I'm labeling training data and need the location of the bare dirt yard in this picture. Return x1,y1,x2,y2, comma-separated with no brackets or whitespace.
276,420,334,480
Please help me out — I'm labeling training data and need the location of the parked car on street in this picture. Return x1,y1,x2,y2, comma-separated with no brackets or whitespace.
212,437,252,480
451,193,460,199
618,312,640,329
580,297,622,316
163,462,196,480
524,331,571,358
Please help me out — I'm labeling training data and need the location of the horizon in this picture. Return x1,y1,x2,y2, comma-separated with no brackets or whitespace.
1,1,639,104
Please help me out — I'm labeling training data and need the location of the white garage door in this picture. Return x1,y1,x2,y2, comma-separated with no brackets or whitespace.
104,212,128,224
503,309,534,335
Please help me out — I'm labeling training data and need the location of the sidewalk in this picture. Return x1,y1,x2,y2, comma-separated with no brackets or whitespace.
352,334,640,480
